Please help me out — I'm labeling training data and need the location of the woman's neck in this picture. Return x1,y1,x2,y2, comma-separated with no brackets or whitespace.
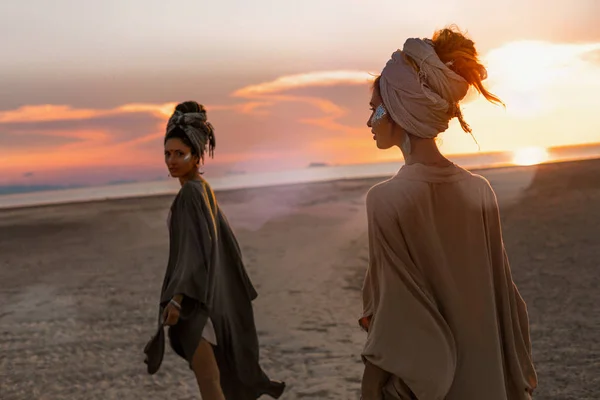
179,170,202,186
401,136,452,167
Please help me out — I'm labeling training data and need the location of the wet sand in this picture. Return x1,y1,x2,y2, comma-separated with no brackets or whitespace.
0,158,599,399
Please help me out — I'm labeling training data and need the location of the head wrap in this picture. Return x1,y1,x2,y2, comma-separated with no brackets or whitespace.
379,38,471,152
165,108,215,162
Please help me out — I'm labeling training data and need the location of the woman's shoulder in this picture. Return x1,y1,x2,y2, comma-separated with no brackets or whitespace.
366,177,396,203
366,173,423,201
463,171,497,197
365,177,410,213
180,178,215,196
171,179,209,207
366,166,497,209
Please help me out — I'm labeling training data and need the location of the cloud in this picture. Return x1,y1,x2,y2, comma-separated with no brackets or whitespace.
0,64,499,183
233,70,375,97
0,130,84,149
0,70,377,177
0,103,173,124
0,105,108,124
0,104,170,159
0,104,173,180
4,37,598,187
231,70,375,136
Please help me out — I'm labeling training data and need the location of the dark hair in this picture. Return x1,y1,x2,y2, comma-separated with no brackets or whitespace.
164,127,197,156
164,100,215,161
174,100,205,115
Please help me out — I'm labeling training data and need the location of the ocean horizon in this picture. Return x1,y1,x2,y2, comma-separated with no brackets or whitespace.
1,143,599,210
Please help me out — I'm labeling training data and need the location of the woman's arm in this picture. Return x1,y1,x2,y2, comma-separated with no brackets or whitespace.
161,183,213,306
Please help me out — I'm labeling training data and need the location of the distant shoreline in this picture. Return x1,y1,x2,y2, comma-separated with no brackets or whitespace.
1,156,599,212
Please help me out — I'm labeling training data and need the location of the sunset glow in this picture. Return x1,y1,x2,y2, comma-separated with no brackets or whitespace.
483,41,600,118
1,0,599,188
512,147,550,166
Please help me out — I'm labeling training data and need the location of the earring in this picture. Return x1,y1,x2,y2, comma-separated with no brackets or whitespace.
401,134,412,154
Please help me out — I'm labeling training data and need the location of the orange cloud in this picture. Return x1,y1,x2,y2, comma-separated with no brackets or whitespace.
0,105,110,123
117,102,177,117
0,105,168,176
0,101,244,124
233,70,375,97
0,103,174,124
0,69,374,155
0,129,121,169
0,69,381,186
232,70,375,136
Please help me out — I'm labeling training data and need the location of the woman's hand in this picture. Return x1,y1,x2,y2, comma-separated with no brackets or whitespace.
162,300,181,326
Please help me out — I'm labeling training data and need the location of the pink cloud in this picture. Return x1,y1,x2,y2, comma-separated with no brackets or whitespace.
233,70,375,96
0,70,380,185
230,70,375,137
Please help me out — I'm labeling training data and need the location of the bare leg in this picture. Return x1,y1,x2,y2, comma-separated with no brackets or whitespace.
191,339,225,400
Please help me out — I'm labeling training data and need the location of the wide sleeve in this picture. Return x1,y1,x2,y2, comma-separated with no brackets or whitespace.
160,184,214,308
218,212,259,301
482,184,538,394
361,186,456,399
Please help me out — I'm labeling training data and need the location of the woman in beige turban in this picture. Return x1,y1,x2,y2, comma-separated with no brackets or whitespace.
143,101,285,400
360,27,538,399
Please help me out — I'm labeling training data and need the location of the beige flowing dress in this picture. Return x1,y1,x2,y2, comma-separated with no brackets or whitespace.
361,163,538,400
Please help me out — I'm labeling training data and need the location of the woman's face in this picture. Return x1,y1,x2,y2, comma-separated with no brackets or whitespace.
367,89,403,150
164,138,198,178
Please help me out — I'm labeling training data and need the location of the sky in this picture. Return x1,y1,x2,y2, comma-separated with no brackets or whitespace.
1,0,599,187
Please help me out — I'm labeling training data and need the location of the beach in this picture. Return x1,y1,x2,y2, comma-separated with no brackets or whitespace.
0,158,599,400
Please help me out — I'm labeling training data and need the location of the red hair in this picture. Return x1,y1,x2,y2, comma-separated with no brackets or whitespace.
373,26,503,107
431,26,503,106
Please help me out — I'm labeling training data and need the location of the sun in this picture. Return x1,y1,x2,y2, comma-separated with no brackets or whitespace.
512,147,550,166
482,41,600,118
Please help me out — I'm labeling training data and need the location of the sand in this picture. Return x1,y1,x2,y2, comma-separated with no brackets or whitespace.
0,158,598,400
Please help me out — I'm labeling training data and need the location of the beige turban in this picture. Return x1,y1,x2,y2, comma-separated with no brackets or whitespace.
379,38,470,152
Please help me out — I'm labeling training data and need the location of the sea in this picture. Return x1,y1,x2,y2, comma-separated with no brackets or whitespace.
1,143,599,210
